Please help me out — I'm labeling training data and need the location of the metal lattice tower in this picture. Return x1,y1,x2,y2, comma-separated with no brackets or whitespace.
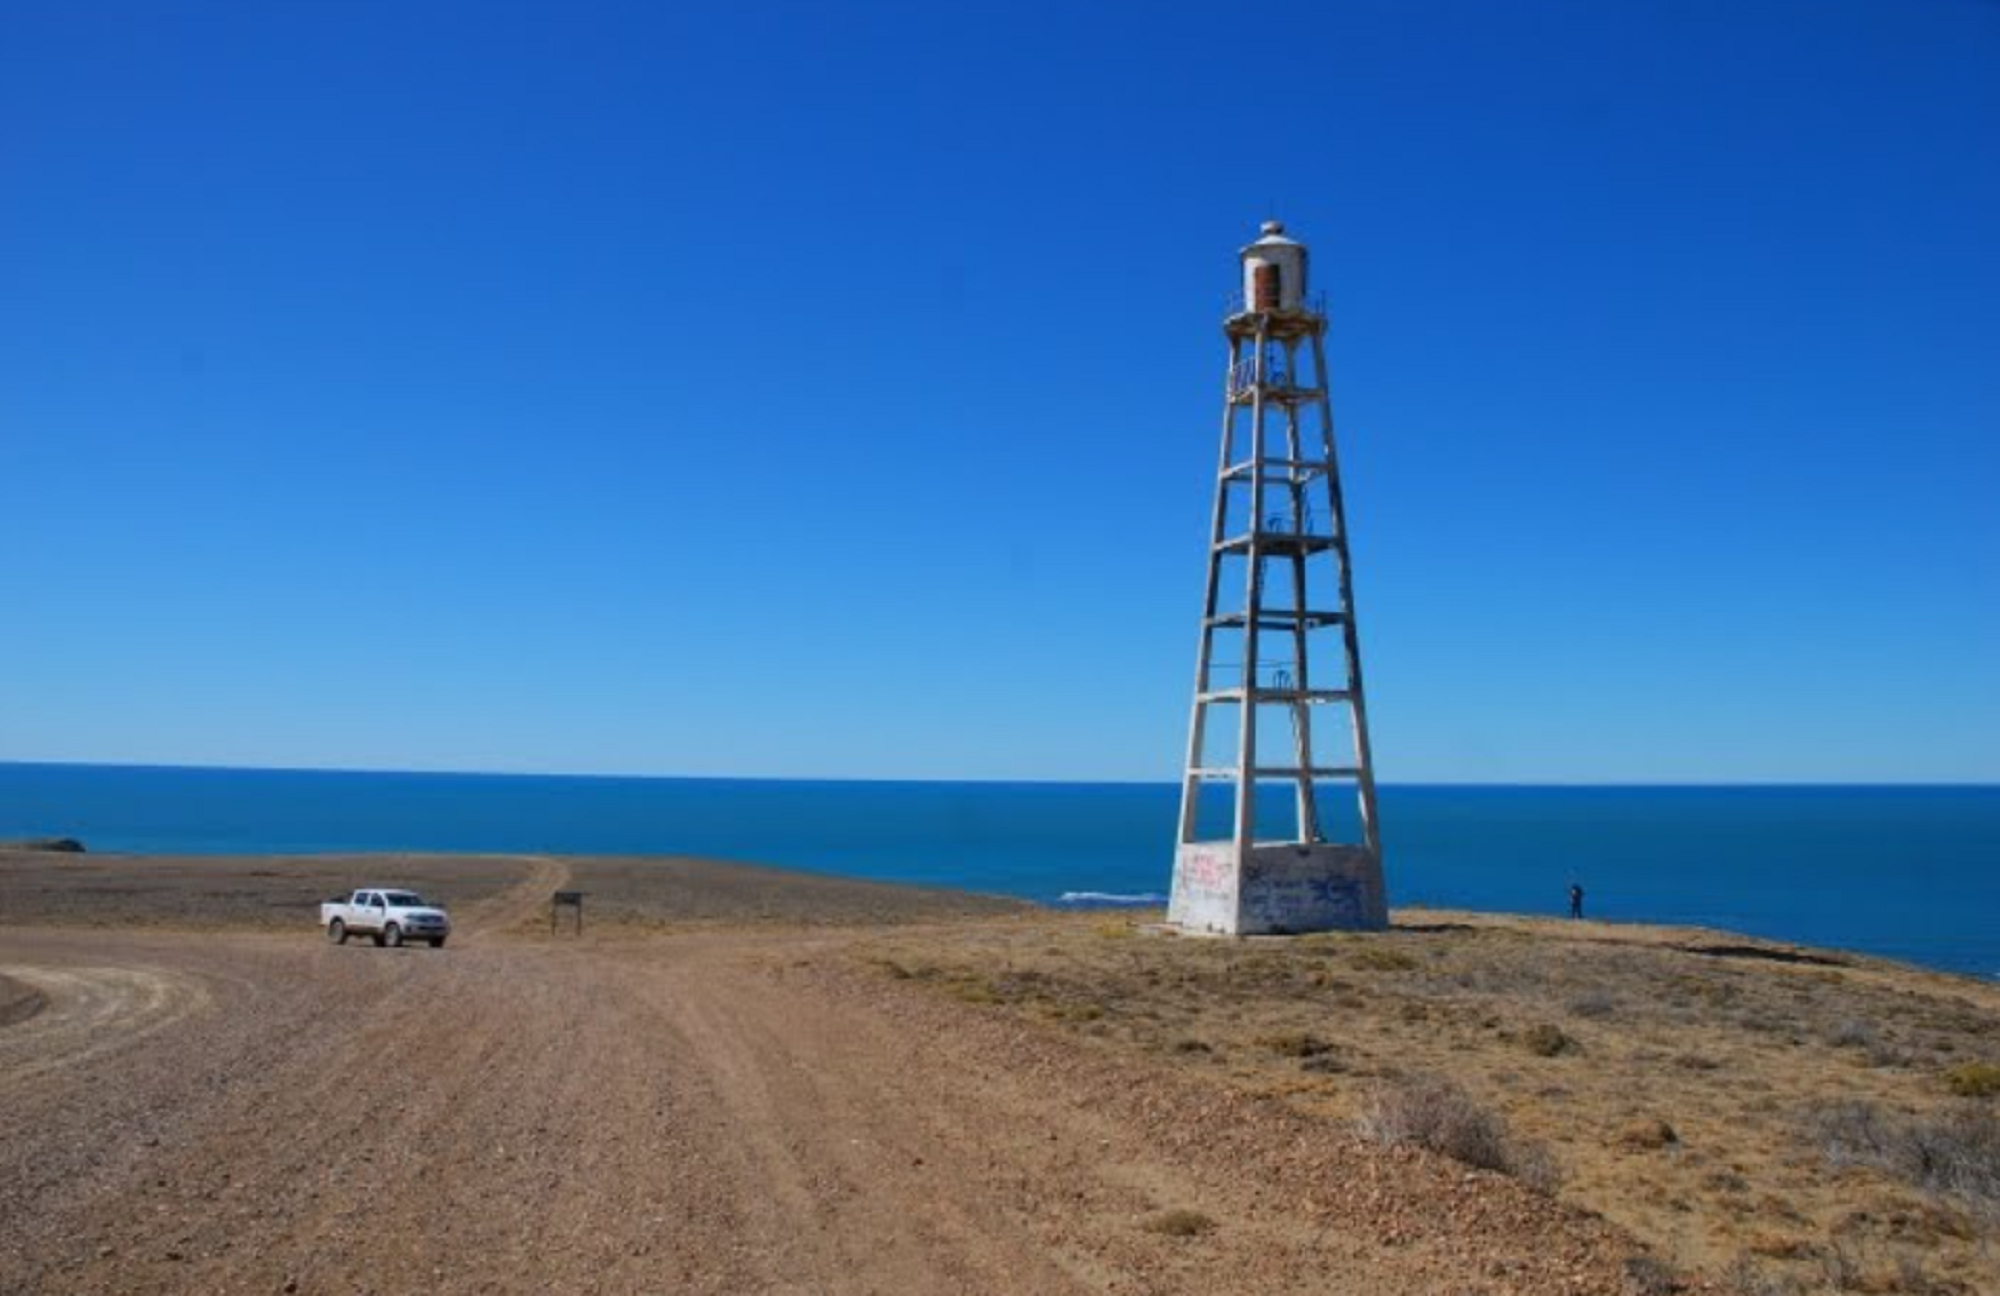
1167,221,1388,935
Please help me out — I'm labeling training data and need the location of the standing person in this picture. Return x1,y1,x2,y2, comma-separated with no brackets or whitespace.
1569,882,1585,920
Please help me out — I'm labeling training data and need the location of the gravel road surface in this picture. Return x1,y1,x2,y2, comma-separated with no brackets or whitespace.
1,863,1652,1295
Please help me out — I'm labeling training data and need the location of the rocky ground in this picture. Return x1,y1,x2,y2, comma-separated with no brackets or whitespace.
0,851,1693,1295
0,849,1027,932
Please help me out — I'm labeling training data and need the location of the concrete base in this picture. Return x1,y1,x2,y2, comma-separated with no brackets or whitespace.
1168,841,1388,936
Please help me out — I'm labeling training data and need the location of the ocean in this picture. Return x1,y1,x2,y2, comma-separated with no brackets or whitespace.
2,763,1996,978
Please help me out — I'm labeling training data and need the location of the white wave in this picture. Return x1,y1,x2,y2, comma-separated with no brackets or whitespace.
1058,891,1167,905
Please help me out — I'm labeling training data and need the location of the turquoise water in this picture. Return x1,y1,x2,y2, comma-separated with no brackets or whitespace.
2,763,1996,978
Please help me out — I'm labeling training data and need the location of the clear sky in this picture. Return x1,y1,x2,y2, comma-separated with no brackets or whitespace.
2,0,1995,783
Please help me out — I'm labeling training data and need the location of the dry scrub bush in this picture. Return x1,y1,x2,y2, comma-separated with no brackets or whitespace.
1615,1118,1679,1152
1803,1241,1957,1295
1808,1098,2000,1219
1349,946,1419,973
1566,990,1617,1019
1255,1030,1332,1059
1816,1241,1867,1292
942,975,1002,1004
1141,1208,1215,1238
1889,1253,1957,1296
1942,1061,2000,1099
1725,1257,1807,1296
1521,1023,1577,1057
1621,1254,1681,1296
1357,1074,1560,1193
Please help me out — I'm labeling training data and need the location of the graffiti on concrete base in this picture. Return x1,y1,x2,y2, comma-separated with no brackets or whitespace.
1169,844,1238,929
1242,875,1364,930
1178,845,1232,893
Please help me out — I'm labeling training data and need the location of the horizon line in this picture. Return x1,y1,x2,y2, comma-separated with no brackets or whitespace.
2,757,1994,791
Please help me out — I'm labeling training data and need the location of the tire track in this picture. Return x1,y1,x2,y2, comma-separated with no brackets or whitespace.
0,963,211,1090
456,854,573,939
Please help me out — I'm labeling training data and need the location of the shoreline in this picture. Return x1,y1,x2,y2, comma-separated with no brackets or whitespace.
5,845,1991,984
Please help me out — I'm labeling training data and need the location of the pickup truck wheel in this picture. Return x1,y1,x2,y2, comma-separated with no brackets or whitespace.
383,923,403,949
429,937,447,949
328,919,348,945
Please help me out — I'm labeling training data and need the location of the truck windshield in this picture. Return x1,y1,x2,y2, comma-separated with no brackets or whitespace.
384,892,427,907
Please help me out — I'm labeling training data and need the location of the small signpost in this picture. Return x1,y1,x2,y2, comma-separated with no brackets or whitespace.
550,890,585,936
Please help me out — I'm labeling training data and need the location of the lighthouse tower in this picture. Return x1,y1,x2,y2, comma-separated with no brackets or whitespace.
1167,221,1388,935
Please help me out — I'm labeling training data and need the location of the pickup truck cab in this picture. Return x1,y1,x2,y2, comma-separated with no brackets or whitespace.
322,888,451,949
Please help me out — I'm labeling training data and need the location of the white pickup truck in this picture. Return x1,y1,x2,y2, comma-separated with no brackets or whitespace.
321,888,452,949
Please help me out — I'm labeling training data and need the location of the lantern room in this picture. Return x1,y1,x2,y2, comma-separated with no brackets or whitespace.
1240,219,1308,313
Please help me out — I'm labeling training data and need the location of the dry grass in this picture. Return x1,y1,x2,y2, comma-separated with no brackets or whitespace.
858,906,2000,1294
545,856,1031,931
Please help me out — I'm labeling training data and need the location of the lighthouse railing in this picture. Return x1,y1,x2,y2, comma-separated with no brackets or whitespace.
1223,288,1328,318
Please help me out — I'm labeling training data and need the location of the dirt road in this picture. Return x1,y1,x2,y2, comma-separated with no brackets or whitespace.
1,871,1650,1295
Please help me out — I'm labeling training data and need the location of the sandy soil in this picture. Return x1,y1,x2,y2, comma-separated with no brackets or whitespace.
0,854,1671,1295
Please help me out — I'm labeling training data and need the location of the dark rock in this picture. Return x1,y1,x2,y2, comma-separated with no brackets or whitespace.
2,837,86,853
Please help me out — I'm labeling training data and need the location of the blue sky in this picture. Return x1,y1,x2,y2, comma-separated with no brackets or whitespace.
2,0,1995,782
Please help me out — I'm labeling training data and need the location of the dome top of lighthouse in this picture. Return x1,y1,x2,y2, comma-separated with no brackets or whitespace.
1242,218,1304,255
